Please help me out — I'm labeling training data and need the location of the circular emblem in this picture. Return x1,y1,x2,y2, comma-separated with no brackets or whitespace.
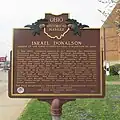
17,87,24,94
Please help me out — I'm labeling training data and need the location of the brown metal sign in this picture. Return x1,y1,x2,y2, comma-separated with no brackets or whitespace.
8,13,105,98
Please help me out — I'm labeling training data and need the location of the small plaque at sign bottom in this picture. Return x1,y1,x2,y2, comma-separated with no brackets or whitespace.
17,87,24,94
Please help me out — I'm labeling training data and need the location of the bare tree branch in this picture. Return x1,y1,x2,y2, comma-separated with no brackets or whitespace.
98,0,120,36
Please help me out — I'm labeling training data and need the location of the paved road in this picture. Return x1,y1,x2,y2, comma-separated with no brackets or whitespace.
0,71,8,94
0,71,30,120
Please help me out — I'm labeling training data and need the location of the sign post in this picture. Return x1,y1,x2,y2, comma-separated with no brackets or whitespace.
8,13,105,119
51,98,61,120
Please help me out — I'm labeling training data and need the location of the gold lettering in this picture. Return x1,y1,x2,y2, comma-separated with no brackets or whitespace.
32,41,49,45
54,41,82,45
50,17,63,22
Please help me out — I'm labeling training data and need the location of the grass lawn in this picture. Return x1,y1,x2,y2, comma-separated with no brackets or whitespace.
106,75,120,81
18,85,120,120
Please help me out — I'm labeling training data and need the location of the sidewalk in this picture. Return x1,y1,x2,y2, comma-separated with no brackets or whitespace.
0,90,30,120
0,71,30,120
106,81,120,85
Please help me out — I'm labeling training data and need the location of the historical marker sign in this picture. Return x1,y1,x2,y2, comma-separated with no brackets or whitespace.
9,13,105,98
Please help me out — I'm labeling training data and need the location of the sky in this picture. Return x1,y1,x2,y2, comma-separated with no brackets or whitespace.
0,0,115,59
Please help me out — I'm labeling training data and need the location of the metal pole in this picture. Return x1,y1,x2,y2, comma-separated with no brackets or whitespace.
52,116,61,120
51,99,62,120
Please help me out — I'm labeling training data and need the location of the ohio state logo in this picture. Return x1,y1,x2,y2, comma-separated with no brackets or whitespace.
44,14,69,39
25,13,89,38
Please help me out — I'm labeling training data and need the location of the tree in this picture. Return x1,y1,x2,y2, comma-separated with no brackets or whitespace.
98,0,120,36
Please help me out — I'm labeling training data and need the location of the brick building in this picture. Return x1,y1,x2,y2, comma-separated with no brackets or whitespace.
100,3,120,64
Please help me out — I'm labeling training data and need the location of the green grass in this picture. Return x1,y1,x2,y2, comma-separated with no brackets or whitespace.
106,75,120,81
18,85,120,120
18,100,51,120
